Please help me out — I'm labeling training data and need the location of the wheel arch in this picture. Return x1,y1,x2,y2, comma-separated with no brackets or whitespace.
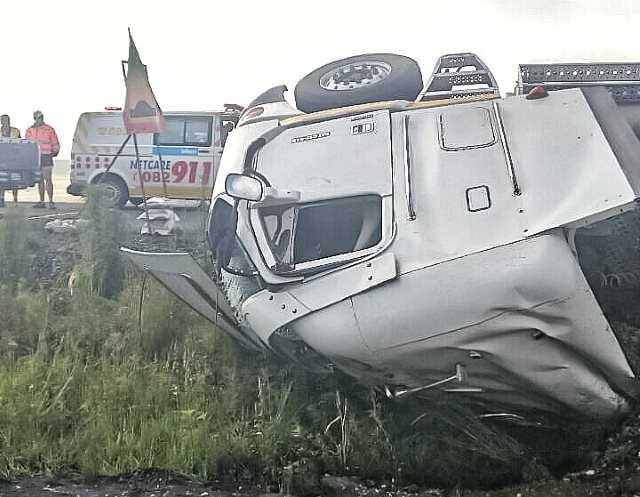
90,170,127,186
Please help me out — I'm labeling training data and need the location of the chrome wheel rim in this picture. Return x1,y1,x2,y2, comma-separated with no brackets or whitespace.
320,61,392,91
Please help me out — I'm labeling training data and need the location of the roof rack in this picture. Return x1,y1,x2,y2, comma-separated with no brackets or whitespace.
517,62,640,101
416,53,500,102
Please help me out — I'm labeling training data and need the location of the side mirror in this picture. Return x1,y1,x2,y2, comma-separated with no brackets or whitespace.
225,174,263,202
225,173,301,206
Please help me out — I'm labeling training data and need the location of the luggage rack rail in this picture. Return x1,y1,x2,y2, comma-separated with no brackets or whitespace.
517,62,640,100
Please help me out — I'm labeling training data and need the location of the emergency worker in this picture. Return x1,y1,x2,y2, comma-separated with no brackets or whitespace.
0,114,21,208
26,110,60,209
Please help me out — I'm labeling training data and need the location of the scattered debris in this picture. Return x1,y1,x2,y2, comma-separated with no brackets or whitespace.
27,210,80,221
44,218,88,233
141,197,199,209
137,208,181,236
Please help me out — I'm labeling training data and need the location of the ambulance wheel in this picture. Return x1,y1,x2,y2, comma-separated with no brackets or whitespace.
294,53,423,113
129,197,144,207
99,174,129,208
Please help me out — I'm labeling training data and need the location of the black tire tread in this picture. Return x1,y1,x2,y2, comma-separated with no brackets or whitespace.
97,174,129,209
294,53,423,113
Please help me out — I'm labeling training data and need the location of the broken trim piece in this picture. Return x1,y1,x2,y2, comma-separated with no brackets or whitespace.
121,248,264,351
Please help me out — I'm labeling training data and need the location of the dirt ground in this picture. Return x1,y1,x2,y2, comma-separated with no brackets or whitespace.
0,473,265,497
2,469,640,497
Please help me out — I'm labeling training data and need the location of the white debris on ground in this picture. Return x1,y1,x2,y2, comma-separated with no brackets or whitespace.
135,197,187,236
44,218,89,233
139,197,201,209
137,207,181,236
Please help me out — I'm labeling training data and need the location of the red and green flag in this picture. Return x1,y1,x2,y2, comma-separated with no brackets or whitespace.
123,29,166,135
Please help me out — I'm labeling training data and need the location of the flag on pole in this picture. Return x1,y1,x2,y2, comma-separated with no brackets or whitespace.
123,29,166,135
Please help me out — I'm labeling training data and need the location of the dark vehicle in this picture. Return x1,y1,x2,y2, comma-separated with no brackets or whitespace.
0,138,41,191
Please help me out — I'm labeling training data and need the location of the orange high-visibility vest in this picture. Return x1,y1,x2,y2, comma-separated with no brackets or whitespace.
25,124,59,156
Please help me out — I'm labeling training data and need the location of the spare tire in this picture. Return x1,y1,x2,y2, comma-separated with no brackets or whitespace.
294,53,423,113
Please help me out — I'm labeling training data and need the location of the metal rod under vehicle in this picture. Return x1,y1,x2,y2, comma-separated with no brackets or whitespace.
385,364,467,399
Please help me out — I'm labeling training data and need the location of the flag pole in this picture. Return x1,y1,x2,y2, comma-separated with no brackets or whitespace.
121,50,167,201
98,58,133,197
103,134,131,176
122,28,167,228
122,55,150,224
158,150,168,199
132,133,151,227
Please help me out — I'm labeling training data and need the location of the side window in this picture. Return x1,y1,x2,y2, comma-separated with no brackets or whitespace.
185,119,210,145
259,195,383,270
155,116,212,147
157,119,183,144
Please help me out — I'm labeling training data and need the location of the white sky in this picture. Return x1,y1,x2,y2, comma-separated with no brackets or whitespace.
3,0,640,156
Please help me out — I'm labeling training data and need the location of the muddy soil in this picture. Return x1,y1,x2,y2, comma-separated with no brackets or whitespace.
0,472,254,497
2,469,640,497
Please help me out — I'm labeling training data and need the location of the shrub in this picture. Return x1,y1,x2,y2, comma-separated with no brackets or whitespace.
76,185,125,298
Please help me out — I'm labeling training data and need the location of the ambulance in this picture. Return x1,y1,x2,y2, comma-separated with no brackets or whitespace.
67,106,242,207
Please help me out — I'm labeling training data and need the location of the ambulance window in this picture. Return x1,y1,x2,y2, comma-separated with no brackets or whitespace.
185,120,210,145
157,119,183,144
155,116,212,147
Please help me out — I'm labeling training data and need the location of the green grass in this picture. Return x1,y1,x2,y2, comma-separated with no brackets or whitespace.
0,194,599,492
0,208,35,292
